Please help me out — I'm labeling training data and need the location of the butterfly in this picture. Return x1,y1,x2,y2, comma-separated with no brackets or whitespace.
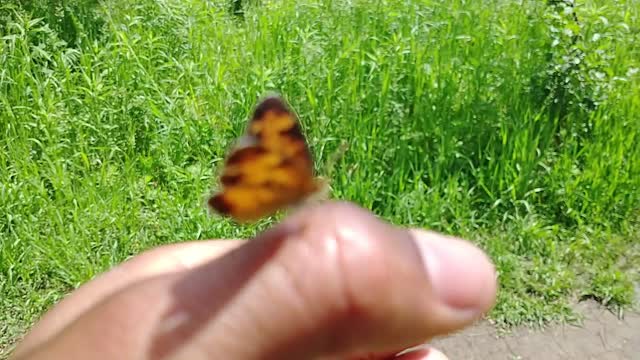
208,94,323,222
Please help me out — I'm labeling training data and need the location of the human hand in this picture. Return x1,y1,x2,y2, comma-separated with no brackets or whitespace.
12,202,496,360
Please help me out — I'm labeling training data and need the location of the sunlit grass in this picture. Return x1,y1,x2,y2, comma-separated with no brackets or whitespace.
1,0,639,355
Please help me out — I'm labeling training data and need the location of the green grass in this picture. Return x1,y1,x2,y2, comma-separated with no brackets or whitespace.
1,0,639,355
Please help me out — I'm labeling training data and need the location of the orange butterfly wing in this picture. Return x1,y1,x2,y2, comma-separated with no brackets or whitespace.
208,95,319,222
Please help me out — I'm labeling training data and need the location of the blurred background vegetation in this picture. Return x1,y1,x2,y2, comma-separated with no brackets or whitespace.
1,0,638,355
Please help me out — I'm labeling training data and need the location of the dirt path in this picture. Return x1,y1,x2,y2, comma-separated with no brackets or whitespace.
431,300,639,359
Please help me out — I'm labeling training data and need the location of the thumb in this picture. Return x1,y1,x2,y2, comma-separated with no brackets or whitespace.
164,202,496,359
29,202,496,359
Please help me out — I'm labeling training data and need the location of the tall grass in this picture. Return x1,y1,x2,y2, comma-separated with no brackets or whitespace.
1,0,639,353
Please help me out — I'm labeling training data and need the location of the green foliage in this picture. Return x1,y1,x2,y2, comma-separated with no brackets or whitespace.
1,0,639,354
1,0,104,47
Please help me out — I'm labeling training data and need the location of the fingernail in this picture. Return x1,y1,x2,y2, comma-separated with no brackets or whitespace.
412,230,496,312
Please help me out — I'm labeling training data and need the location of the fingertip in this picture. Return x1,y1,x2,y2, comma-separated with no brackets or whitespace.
411,229,497,315
396,347,449,360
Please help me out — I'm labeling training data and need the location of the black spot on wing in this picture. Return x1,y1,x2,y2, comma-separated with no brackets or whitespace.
279,123,305,142
220,173,243,186
252,96,292,123
278,157,302,169
208,194,232,215
226,146,267,166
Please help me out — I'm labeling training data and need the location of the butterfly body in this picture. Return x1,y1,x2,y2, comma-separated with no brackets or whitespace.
209,95,320,222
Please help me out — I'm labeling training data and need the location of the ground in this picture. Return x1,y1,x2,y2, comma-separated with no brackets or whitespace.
432,300,639,359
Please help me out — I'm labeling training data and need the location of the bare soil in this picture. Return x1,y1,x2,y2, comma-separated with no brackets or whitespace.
431,300,639,359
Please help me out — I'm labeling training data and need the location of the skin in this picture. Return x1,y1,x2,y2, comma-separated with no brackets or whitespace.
11,201,497,360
